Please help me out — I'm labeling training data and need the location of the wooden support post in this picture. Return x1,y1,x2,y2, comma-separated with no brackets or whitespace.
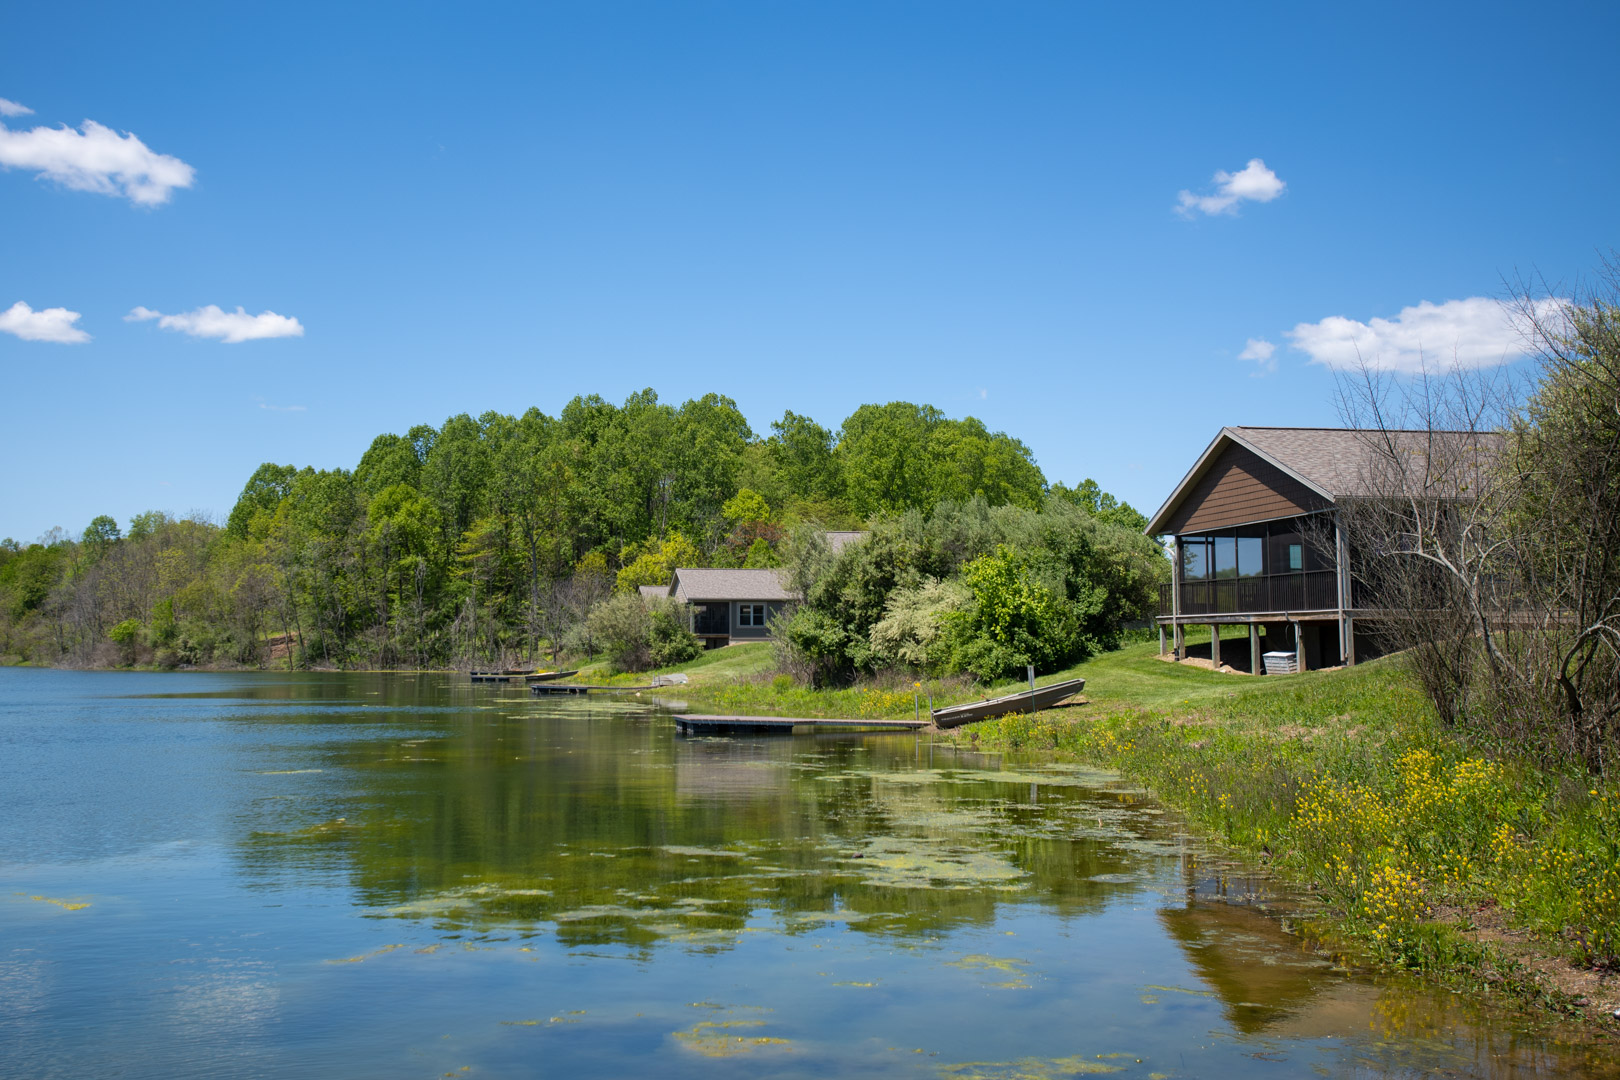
1210,624,1221,669
1335,513,1354,667
1159,624,1166,656
1169,537,1183,659
1293,620,1306,673
1250,623,1261,675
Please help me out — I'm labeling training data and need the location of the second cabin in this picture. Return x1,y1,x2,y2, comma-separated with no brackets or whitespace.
642,568,800,649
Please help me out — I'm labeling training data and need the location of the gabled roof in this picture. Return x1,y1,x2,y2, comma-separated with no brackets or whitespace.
670,567,799,603
1146,426,1500,535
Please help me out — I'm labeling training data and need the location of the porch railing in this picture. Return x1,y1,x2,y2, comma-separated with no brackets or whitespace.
1158,571,1339,617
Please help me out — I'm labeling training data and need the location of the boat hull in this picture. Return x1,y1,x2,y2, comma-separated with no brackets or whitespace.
930,678,1085,729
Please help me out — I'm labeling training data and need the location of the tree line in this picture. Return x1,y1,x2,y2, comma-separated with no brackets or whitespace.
0,391,1155,672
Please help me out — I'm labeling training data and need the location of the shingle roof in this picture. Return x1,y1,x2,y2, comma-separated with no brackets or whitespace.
670,567,799,603
1147,426,1503,535
824,530,867,553
638,584,670,600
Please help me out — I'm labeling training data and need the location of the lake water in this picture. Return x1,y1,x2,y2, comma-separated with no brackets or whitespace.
1,669,1613,1079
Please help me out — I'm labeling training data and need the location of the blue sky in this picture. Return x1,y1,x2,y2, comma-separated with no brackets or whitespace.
3,1,1617,542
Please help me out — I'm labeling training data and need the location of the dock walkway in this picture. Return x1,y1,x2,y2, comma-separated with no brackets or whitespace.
673,714,930,735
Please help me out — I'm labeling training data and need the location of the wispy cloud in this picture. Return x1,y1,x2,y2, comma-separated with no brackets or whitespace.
1287,297,1565,373
0,98,33,118
0,300,90,343
1238,337,1277,376
256,398,308,412
128,305,304,344
0,118,195,206
1177,158,1285,217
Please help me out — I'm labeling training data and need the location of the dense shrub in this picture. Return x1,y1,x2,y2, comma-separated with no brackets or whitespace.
587,593,701,672
780,496,1165,684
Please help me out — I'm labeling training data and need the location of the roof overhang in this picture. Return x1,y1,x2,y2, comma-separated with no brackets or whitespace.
1144,427,1337,536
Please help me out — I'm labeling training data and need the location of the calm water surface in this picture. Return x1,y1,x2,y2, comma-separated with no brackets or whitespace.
1,669,1613,1079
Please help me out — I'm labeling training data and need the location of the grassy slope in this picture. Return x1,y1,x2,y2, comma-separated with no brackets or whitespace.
634,638,1620,1022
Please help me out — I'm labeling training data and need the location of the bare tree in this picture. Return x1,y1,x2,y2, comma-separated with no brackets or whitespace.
1337,259,1620,772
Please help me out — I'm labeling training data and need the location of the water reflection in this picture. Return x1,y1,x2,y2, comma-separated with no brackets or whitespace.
5,669,1617,1079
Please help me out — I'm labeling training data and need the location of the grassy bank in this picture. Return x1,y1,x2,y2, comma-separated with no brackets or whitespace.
622,638,1620,1022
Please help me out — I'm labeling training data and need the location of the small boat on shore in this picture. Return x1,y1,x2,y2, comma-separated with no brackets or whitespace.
929,678,1085,729
523,669,579,682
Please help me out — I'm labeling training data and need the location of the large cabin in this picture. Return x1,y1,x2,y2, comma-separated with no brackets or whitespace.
1147,427,1387,673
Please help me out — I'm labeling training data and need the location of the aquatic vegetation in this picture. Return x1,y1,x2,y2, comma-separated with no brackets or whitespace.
947,953,1032,988
671,1020,793,1057
17,893,91,911
938,1054,1126,1077
838,838,1028,891
327,944,405,963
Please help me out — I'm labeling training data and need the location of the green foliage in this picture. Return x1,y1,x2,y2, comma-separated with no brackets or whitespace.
1049,478,1150,533
836,402,1044,517
226,463,298,539
782,497,1165,684
616,532,703,593
81,515,120,561
0,543,65,620
868,578,968,669
944,545,1079,680
648,599,704,669
586,592,700,672
108,618,141,644
722,488,773,528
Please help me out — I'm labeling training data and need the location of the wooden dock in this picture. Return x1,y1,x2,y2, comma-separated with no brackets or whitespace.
529,682,660,695
673,714,931,735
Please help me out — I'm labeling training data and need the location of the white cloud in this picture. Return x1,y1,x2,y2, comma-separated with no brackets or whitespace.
0,118,195,206
0,300,90,343
127,305,304,344
0,98,33,117
1177,158,1286,217
1238,337,1277,375
1287,297,1567,373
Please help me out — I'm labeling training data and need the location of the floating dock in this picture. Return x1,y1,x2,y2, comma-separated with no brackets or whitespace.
673,714,930,735
529,682,658,695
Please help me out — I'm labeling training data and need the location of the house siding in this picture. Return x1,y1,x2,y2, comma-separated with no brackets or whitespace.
728,601,785,639
1164,442,1329,534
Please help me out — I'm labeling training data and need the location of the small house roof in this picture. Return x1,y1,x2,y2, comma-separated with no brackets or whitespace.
824,530,867,553
670,567,799,603
638,584,669,600
1147,426,1502,535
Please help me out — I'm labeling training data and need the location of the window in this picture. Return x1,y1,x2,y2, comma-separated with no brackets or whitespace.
1236,527,1264,579
1213,535,1237,578
1289,544,1303,571
1180,537,1210,580
738,603,767,627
